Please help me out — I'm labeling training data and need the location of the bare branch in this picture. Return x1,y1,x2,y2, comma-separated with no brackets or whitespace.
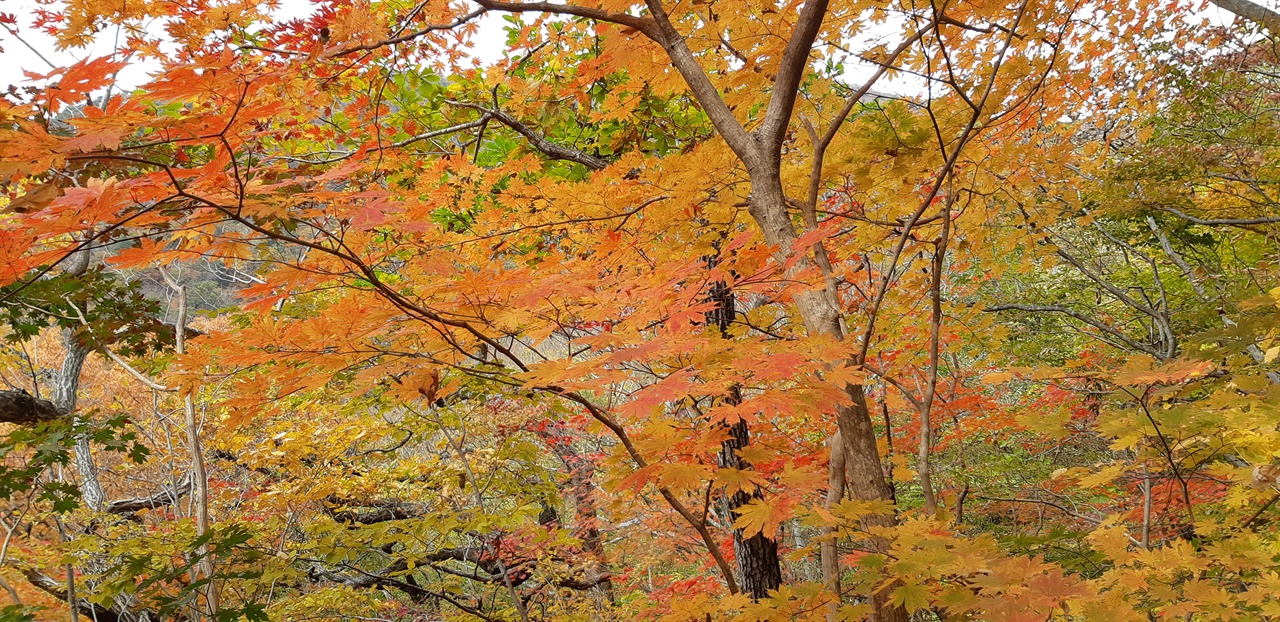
1146,216,1208,300
974,495,1144,546
20,566,135,622
1156,205,1280,228
278,119,490,165
984,303,1166,358
803,20,935,219
473,0,659,38
104,476,193,514
65,299,174,392
447,101,608,169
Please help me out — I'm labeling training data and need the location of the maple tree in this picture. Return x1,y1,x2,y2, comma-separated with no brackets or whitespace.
2,0,1280,619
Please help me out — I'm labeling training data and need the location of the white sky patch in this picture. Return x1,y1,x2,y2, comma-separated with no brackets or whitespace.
0,0,510,92
0,1,1252,104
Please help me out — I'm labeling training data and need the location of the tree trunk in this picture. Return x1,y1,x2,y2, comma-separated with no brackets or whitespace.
745,171,904,621
54,332,105,512
744,174,895,504
706,258,783,600
821,431,845,621
160,268,220,620
836,387,905,622
53,238,106,512
718,416,783,600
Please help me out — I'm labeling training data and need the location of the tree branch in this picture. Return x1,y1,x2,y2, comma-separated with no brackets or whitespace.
447,101,608,169
0,389,64,424
639,0,759,166
1210,0,1280,31
104,476,193,514
984,303,1166,358
20,566,134,622
473,0,659,38
1156,205,1280,228
755,0,832,150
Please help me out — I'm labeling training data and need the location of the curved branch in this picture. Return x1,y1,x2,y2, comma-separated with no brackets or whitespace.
473,0,659,39
984,303,1167,358
447,101,608,169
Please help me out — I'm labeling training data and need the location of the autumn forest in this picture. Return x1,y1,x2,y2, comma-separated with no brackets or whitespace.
1,0,1279,619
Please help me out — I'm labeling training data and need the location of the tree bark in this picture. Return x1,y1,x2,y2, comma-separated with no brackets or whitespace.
717,416,783,600
745,173,897,501
160,268,219,620
821,431,845,622
0,389,63,424
55,332,105,512
52,237,106,512
1210,0,1280,31
706,259,783,601
742,167,903,621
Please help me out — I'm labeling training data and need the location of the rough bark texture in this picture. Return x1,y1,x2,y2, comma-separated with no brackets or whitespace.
53,242,107,513
718,416,783,600
0,389,64,424
707,264,783,601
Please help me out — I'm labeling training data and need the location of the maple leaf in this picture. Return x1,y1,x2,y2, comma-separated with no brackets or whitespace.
5,182,60,213
733,497,796,539
889,582,932,613
58,119,128,153
713,466,769,495
41,56,128,110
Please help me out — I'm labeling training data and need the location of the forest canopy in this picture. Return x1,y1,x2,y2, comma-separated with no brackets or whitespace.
1,0,1280,620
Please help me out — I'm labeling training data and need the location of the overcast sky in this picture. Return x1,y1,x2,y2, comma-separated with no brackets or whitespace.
0,0,513,91
0,0,1249,102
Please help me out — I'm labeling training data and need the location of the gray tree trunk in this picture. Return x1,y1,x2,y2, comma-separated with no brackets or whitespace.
1211,0,1280,31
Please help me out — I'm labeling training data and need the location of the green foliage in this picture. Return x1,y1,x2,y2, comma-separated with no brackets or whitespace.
0,268,173,357
0,413,148,512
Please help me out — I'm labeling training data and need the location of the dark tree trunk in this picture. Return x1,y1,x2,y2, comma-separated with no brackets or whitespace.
705,259,783,600
0,389,64,424
718,415,783,600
